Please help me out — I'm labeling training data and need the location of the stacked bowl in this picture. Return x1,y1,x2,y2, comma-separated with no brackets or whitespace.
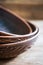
0,5,39,59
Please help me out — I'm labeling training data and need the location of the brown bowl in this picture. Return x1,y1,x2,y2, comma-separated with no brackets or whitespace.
0,5,39,59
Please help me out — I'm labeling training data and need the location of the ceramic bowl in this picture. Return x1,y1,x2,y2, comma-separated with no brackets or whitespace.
0,6,39,59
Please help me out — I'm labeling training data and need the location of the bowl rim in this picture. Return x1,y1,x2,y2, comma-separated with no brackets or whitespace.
0,28,39,46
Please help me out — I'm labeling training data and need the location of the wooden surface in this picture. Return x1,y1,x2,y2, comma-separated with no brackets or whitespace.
0,0,43,4
2,4,43,20
0,20,43,65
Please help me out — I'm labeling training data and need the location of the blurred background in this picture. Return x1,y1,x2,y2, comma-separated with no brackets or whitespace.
0,0,43,20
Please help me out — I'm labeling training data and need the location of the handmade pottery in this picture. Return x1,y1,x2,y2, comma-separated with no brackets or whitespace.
0,5,39,59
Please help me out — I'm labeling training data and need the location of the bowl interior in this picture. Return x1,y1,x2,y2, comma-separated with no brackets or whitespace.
0,7,31,35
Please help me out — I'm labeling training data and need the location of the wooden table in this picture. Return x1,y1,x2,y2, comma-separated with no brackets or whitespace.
0,20,43,65
1,4,43,20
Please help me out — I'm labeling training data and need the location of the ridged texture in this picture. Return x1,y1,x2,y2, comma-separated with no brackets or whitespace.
0,37,37,59
0,43,31,58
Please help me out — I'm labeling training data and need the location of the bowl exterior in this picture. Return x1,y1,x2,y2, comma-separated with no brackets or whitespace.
0,35,38,59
